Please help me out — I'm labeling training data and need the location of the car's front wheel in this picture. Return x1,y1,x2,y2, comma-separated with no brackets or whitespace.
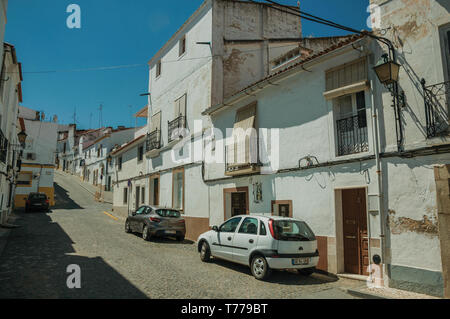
251,255,271,280
142,225,151,241
200,241,211,262
125,220,131,233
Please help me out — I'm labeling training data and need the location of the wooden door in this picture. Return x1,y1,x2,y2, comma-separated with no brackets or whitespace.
153,178,159,206
135,186,140,210
342,188,368,275
231,193,246,217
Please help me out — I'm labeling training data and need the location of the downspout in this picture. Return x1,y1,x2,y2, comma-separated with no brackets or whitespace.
370,77,387,283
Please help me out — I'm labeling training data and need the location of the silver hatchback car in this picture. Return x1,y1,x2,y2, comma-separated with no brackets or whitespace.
125,205,186,242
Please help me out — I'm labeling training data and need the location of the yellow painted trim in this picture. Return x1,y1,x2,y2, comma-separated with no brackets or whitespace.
103,211,119,221
21,164,55,169
16,171,33,188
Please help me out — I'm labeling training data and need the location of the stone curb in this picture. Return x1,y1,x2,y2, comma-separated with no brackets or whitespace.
344,288,389,299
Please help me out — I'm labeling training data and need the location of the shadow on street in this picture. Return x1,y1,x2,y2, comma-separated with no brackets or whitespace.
52,183,84,210
209,258,339,286
0,211,148,298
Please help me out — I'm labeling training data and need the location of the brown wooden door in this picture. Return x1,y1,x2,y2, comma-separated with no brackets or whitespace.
342,188,369,275
231,192,246,217
153,178,159,206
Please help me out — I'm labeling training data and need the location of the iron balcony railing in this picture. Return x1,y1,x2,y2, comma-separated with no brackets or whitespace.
146,129,161,152
0,128,8,164
336,113,369,156
422,80,450,138
168,115,186,143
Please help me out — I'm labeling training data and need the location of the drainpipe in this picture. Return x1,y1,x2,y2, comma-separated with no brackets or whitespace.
370,78,387,284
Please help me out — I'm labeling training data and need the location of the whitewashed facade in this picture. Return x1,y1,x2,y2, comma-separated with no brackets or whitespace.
113,0,304,240
200,0,450,297
0,40,23,224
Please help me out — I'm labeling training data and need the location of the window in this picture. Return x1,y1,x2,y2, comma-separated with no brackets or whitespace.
172,168,184,211
123,187,128,204
226,102,258,174
335,91,368,156
141,187,145,204
260,221,267,236
169,95,187,143
238,217,258,235
135,206,146,215
118,156,122,171
440,24,450,81
271,200,293,218
156,60,162,78
219,217,242,233
63,142,67,153
179,35,186,56
272,220,316,242
17,172,32,187
324,57,368,99
138,145,144,162
147,112,161,151
26,153,35,160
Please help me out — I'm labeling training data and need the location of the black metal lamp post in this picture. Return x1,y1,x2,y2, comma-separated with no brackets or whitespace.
374,54,400,85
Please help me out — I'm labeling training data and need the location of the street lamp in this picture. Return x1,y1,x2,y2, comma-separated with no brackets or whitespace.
17,130,27,147
373,54,401,86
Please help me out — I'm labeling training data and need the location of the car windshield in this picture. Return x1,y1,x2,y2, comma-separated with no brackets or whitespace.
30,194,46,200
274,220,316,241
155,209,180,218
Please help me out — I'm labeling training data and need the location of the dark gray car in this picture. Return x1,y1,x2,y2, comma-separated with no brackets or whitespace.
125,205,186,241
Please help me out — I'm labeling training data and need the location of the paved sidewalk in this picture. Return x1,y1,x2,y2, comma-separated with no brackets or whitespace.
345,285,441,299
55,171,113,204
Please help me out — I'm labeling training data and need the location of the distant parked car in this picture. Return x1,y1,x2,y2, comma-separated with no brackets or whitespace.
25,193,50,212
197,215,319,280
125,205,186,242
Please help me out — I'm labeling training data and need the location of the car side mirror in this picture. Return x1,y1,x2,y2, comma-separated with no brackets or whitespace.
212,226,219,232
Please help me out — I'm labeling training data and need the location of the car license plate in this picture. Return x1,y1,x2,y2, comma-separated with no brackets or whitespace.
34,203,42,206
165,230,176,234
292,258,310,265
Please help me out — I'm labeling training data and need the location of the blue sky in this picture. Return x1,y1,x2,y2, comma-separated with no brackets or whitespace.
5,0,370,130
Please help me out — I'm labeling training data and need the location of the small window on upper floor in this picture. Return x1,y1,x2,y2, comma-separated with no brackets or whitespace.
138,145,144,162
334,91,368,157
156,60,162,78
179,35,186,57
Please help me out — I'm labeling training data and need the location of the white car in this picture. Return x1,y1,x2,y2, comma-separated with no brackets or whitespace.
197,215,319,280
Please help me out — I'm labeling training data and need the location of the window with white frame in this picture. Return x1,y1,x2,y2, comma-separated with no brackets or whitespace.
172,169,184,211
334,91,368,156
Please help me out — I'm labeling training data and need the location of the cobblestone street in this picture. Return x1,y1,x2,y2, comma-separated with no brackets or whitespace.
0,172,365,299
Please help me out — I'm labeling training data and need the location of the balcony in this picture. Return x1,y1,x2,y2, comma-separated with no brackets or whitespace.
336,113,369,156
225,142,260,176
0,129,8,164
168,116,186,143
423,80,450,138
146,130,161,152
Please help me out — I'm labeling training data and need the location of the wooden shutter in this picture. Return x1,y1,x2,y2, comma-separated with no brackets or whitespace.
174,94,187,118
151,112,161,133
324,57,369,100
229,102,257,166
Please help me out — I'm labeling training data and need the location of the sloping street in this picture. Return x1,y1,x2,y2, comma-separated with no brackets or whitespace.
0,172,363,299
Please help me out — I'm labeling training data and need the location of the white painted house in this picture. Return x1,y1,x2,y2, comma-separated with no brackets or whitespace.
15,107,58,208
0,40,23,224
199,0,450,297
80,126,136,191
112,0,305,240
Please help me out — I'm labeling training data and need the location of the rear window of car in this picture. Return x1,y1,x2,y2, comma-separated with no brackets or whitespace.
29,194,47,200
274,220,316,241
155,209,180,218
